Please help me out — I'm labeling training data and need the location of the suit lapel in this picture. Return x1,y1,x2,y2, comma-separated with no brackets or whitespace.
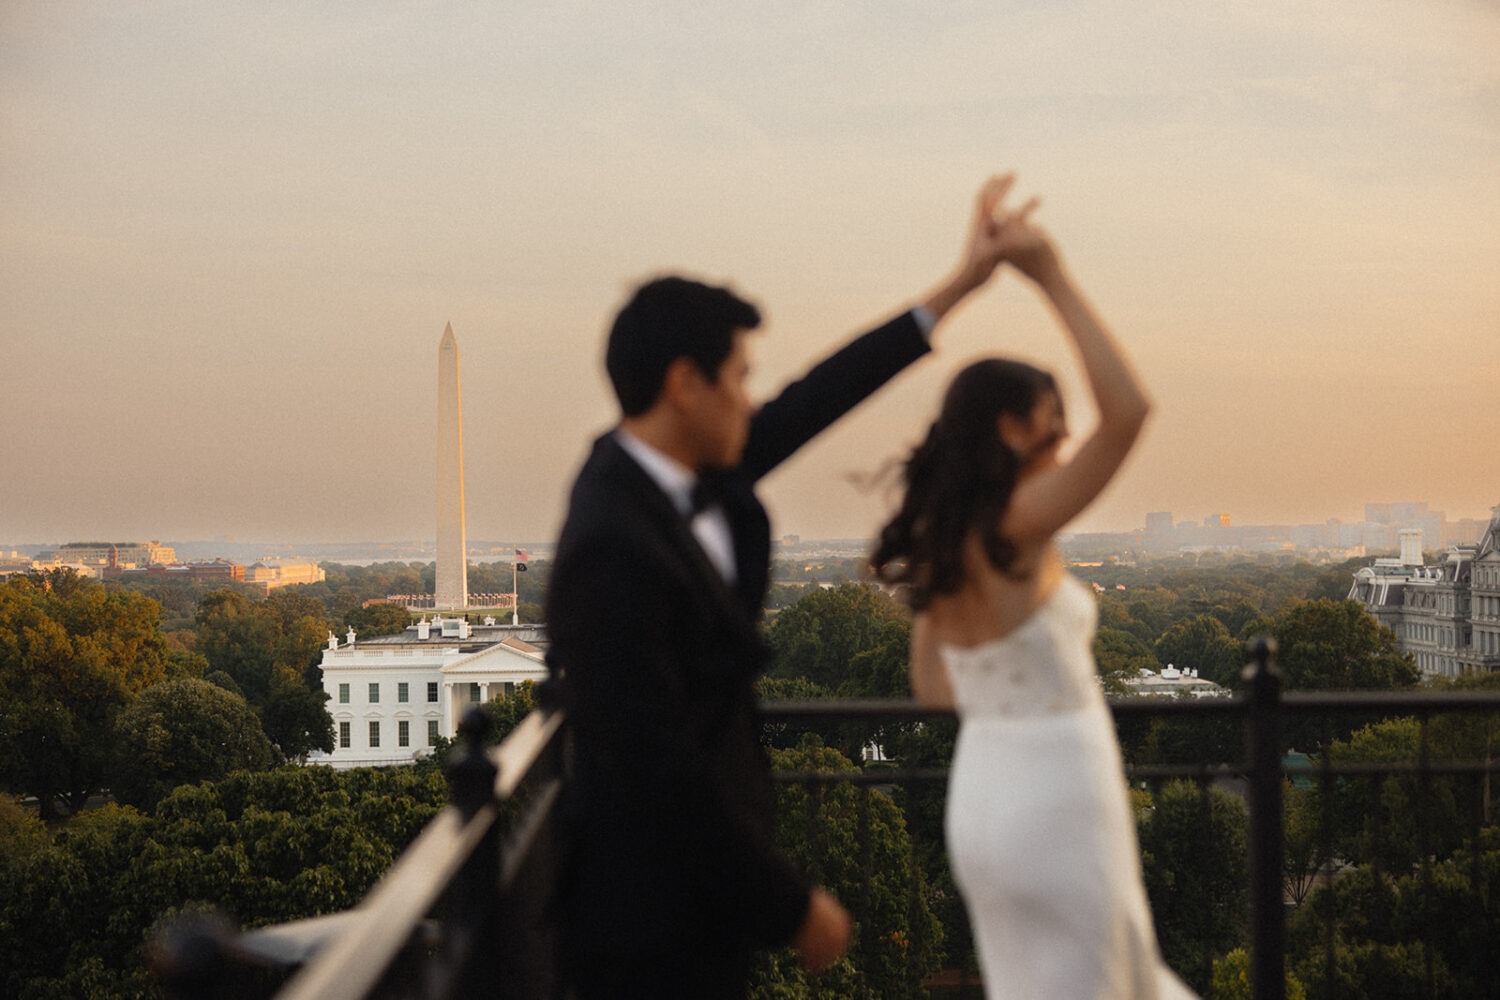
594,435,759,639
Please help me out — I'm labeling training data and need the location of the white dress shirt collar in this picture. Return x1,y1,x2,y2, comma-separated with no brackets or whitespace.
614,427,738,583
614,428,696,518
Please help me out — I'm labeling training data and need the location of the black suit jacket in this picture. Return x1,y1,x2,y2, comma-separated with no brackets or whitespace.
545,311,929,973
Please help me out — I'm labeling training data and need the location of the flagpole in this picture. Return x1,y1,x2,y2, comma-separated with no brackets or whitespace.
512,548,519,626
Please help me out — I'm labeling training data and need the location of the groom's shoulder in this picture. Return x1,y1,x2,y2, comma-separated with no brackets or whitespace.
562,435,642,514
556,437,662,549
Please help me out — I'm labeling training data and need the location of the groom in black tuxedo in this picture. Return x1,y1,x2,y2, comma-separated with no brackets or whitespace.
545,178,1016,998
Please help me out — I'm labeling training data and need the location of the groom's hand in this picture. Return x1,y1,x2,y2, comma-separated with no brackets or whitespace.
792,886,852,973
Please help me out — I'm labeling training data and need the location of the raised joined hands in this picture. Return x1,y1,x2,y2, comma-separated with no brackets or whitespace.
924,172,1064,323
973,173,1060,287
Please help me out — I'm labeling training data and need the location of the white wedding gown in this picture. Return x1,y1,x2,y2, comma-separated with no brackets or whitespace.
942,574,1198,999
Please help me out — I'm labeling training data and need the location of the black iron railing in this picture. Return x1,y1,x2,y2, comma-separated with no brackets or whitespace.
765,645,1500,1000
151,643,1500,1000
151,707,567,1000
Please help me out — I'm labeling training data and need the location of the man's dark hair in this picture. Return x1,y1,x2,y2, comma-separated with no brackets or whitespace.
605,276,762,416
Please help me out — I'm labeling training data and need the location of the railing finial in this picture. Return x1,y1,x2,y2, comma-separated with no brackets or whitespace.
446,706,499,817
1243,633,1280,685
148,909,240,1000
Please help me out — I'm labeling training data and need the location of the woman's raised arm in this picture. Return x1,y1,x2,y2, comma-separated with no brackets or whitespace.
997,211,1151,545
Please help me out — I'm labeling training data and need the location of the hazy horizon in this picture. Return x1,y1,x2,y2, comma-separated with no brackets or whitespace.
4,3,1497,547
5,496,1492,553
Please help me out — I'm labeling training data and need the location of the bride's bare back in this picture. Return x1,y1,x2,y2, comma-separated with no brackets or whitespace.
912,538,1064,708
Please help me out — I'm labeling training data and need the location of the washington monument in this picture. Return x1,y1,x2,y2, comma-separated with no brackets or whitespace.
435,323,467,610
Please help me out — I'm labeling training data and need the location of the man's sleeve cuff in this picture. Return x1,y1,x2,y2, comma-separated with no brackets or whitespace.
911,304,937,340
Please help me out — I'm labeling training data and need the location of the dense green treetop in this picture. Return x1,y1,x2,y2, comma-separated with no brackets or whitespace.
0,766,448,999
260,664,335,762
755,740,941,999
0,574,173,818
764,584,909,694
1266,598,1419,692
192,587,333,761
1138,780,1250,993
111,678,276,811
343,600,413,638
1153,614,1244,687
1093,627,1158,691
287,560,549,624
759,557,1385,691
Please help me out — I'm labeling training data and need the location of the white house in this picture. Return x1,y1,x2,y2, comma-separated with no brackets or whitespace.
313,615,549,769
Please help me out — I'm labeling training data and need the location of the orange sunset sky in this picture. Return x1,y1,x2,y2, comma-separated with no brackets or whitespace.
3,2,1497,546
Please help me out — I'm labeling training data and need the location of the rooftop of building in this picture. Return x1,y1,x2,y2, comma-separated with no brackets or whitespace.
1120,665,1231,698
349,618,548,654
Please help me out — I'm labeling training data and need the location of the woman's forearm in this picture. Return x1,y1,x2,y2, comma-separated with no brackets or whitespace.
1037,263,1150,440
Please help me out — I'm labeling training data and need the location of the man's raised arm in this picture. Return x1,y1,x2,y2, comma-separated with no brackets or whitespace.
739,173,1023,481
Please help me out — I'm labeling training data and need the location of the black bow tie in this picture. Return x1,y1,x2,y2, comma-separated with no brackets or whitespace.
689,470,730,515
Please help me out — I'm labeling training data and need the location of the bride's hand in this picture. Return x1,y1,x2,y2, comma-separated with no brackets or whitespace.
992,201,1063,289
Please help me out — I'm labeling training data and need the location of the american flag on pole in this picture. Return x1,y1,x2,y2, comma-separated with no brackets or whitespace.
515,548,530,571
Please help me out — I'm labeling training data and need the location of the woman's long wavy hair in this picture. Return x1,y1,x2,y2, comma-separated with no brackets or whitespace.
872,358,1058,610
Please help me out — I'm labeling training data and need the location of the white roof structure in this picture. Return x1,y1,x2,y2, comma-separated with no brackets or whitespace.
1120,664,1230,699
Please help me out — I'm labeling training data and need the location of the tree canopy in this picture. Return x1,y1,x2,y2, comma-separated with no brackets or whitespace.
0,574,172,818
754,740,941,998
111,678,276,811
1153,613,1244,686
2,552,1468,995
1270,599,1419,692
1138,780,1250,993
342,600,412,638
764,583,909,695
0,766,448,998
193,587,333,761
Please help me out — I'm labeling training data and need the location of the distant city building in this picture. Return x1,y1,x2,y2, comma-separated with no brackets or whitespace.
182,559,243,582
1144,512,1173,535
1365,502,1443,551
313,617,548,768
1348,504,1500,678
36,540,177,569
0,558,101,580
1443,518,1487,547
1366,502,1430,525
111,559,246,583
1112,499,1477,562
243,561,327,594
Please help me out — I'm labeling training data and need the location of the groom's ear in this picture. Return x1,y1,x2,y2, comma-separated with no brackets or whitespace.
659,356,702,413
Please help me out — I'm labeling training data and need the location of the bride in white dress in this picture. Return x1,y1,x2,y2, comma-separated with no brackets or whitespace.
873,176,1196,998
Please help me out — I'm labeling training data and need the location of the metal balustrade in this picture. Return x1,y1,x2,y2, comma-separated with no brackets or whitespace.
151,707,567,1000
151,642,1500,1000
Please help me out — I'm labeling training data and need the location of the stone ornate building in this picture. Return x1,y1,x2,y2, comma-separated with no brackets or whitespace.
1349,504,1500,679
